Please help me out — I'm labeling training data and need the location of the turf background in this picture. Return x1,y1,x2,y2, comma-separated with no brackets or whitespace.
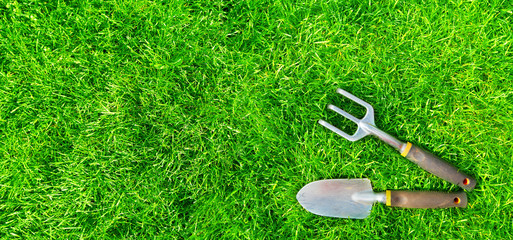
0,0,512,238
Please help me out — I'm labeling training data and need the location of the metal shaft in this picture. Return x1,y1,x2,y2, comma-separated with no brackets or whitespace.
351,191,386,204
359,122,406,152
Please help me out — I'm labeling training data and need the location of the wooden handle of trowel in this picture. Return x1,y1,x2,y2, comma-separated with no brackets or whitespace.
400,142,476,191
386,190,467,208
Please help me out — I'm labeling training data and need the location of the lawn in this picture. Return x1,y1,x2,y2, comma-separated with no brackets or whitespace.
0,0,512,238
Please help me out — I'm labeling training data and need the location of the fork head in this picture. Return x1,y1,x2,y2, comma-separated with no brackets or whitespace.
318,88,375,142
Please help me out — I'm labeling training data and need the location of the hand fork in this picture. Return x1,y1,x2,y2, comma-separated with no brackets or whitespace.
318,89,476,191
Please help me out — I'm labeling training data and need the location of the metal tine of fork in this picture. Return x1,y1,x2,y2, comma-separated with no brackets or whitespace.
318,119,353,140
318,119,368,142
327,104,360,124
335,88,375,125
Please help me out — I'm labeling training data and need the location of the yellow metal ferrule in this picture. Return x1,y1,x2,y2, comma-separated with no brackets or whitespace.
386,190,391,206
401,142,413,157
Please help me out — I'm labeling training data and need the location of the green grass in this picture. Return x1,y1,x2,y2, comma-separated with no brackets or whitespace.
1,0,512,238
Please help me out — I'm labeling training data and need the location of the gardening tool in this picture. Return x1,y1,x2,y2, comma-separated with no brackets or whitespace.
296,179,467,219
318,89,475,191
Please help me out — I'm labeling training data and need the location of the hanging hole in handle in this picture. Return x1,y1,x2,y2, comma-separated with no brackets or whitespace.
454,197,461,204
463,178,470,185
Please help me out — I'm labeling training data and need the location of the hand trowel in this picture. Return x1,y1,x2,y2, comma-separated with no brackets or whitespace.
296,179,467,219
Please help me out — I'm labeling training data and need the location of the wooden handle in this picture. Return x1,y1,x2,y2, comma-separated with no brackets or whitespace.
401,142,476,191
386,190,467,208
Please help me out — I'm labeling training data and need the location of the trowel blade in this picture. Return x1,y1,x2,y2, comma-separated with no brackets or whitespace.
296,179,374,219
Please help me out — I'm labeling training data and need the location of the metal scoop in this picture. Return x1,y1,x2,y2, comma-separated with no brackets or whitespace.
318,89,475,191
296,179,467,219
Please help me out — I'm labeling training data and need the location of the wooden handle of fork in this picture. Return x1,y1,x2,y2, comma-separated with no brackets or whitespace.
401,142,476,191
